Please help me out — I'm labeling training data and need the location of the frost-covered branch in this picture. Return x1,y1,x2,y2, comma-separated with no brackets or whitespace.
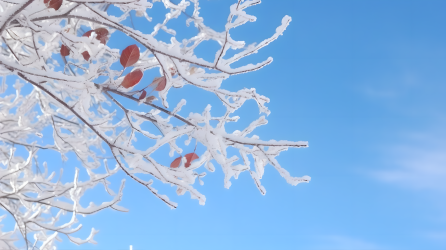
0,0,310,248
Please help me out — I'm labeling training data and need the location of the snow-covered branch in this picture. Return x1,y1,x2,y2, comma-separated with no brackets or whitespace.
0,0,310,248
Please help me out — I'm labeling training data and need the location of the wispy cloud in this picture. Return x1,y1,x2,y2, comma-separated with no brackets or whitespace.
425,231,446,241
311,235,387,250
372,130,446,192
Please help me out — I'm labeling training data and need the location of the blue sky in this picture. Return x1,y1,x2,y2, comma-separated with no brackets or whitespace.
3,0,446,249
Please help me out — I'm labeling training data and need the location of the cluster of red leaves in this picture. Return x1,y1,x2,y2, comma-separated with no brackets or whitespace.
59,28,109,61
50,0,196,169
62,39,197,167
60,41,166,100
81,28,110,60
118,45,167,101
120,45,141,88
170,153,199,168
83,28,109,44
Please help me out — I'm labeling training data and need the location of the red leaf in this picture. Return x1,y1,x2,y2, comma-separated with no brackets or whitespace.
82,30,93,38
44,0,50,3
156,76,166,91
121,69,143,88
94,28,109,39
184,153,199,168
146,96,156,102
47,0,63,10
149,77,160,87
170,157,182,168
98,37,107,45
82,51,90,61
139,90,147,100
82,28,109,44
120,44,140,68
60,45,70,56
170,153,198,168
150,76,167,91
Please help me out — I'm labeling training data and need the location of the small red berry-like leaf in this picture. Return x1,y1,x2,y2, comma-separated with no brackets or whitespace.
184,153,199,168
60,45,70,56
121,69,143,88
47,0,63,10
139,90,147,100
120,44,140,68
170,156,182,168
81,51,90,61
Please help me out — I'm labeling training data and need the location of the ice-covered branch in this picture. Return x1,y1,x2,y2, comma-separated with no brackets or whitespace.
0,0,310,248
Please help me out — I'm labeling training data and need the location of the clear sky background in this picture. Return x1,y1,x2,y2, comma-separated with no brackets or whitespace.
2,0,446,249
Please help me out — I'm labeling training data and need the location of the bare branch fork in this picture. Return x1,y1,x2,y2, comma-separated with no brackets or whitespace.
0,0,310,249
